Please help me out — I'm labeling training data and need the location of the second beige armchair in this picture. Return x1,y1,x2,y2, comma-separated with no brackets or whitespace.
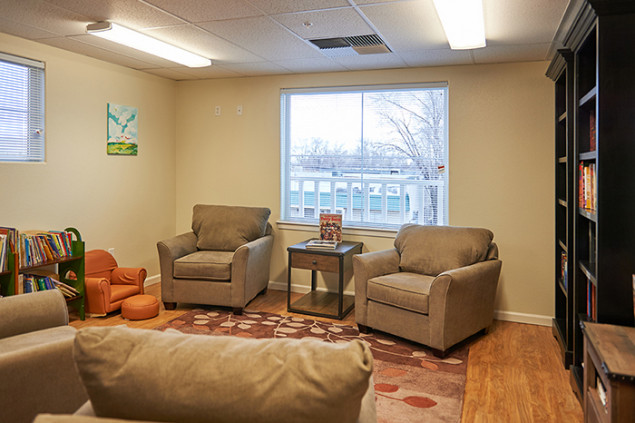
353,224,502,357
157,204,273,314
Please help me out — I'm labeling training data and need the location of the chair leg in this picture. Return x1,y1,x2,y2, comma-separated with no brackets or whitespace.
163,302,176,310
357,323,372,334
431,348,447,358
259,285,268,296
233,307,243,315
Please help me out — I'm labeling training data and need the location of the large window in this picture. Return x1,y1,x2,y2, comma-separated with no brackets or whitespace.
281,83,448,230
0,52,45,162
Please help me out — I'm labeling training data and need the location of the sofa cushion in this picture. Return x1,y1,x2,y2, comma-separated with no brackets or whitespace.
192,204,271,251
367,272,434,315
34,414,158,423
395,224,494,276
173,250,233,281
73,326,373,423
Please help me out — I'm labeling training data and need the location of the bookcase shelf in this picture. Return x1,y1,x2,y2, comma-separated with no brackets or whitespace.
547,0,635,406
0,227,86,320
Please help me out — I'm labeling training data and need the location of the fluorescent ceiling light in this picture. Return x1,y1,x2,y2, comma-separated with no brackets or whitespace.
86,22,211,68
432,0,486,50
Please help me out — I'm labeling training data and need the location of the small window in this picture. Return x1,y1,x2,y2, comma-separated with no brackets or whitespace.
0,52,45,162
281,83,448,230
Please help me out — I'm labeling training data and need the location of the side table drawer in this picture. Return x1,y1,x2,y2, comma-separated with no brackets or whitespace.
290,252,339,272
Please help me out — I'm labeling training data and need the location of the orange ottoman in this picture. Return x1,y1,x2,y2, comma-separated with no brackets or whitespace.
121,294,159,320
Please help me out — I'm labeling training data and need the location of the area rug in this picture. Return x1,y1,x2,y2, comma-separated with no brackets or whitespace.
155,308,467,423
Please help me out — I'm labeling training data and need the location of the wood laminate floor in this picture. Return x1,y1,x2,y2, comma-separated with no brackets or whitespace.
69,283,583,422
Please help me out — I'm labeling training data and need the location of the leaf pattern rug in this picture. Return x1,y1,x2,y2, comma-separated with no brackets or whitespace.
155,308,467,423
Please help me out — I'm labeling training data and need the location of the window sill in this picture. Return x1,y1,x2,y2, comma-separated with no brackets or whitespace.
276,220,398,239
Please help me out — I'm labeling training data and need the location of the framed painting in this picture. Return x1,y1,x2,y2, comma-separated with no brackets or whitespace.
107,103,138,155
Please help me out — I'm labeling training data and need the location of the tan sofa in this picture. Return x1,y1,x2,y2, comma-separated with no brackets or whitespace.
354,224,502,356
157,204,273,314
0,289,88,423
33,326,377,423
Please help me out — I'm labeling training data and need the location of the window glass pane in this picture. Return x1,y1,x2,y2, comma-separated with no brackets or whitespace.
0,53,45,162
281,84,448,229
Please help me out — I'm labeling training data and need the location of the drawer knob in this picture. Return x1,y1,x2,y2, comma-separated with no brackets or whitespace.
312,260,317,265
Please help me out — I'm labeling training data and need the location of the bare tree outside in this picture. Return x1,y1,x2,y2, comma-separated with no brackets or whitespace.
284,87,447,227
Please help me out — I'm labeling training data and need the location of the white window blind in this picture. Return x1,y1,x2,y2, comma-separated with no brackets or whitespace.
280,83,449,230
0,52,45,162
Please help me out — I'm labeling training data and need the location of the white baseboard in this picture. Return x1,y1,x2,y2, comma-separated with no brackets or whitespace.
144,274,160,287
494,310,552,326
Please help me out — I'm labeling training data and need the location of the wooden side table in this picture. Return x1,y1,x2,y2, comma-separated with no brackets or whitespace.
287,240,362,320
581,321,635,423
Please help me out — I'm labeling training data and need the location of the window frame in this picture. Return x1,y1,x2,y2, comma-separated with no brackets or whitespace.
280,83,449,231
0,51,46,163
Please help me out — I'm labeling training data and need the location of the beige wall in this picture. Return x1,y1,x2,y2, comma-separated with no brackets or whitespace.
175,62,555,321
0,32,177,275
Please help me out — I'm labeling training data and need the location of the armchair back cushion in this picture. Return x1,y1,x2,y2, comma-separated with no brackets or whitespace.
192,204,271,251
394,224,494,276
85,251,117,280
74,326,373,423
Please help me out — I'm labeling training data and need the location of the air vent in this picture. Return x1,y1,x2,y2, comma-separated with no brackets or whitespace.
309,34,391,56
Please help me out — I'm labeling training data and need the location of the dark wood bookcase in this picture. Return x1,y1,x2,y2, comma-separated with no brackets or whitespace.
547,0,635,401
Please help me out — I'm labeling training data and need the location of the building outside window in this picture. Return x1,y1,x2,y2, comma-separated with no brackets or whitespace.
0,52,45,162
280,83,448,230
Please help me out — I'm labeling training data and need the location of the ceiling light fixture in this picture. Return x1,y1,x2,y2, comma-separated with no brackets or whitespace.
432,0,486,50
86,22,211,68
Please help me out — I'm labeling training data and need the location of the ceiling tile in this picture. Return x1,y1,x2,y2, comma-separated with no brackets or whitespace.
43,0,183,31
177,63,263,78
246,0,350,15
39,36,159,69
332,52,407,70
0,16,59,40
217,61,292,76
274,57,348,73
145,25,264,63
272,8,374,39
471,43,551,64
358,1,448,52
484,0,568,45
1,0,89,37
142,67,200,80
398,48,474,67
144,0,263,23
199,16,324,61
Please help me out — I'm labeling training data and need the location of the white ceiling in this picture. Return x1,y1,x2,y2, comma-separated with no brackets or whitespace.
0,0,570,81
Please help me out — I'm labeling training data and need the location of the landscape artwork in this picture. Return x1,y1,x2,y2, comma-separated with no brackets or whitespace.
107,103,138,155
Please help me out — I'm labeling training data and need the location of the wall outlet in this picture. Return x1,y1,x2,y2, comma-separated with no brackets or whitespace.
107,247,115,257
214,105,221,116
237,105,243,115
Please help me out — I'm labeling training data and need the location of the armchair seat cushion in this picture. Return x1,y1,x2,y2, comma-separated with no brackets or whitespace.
109,285,142,303
367,272,434,315
173,250,233,281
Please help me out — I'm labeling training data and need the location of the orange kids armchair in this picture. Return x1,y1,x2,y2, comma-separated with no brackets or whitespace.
84,249,147,316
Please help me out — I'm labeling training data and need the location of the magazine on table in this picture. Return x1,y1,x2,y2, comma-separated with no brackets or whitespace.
306,239,338,249
319,213,342,242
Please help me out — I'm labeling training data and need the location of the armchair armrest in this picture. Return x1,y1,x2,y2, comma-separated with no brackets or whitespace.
353,248,400,325
85,277,112,316
0,289,68,339
231,234,274,307
157,232,198,302
111,267,147,290
428,259,502,351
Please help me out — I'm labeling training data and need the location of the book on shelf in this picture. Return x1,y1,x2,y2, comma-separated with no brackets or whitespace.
306,239,338,249
319,213,342,242
17,230,74,268
18,272,79,298
560,252,568,290
578,161,596,212
589,111,596,151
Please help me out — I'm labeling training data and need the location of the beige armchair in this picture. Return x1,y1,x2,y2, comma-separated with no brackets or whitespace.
157,204,273,314
354,224,502,357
